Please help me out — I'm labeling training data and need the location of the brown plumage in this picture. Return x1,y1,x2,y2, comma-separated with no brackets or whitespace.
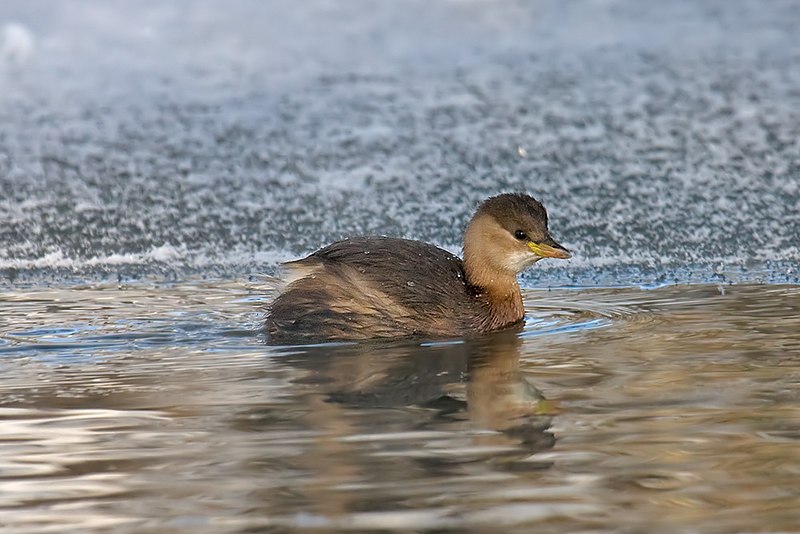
266,193,571,343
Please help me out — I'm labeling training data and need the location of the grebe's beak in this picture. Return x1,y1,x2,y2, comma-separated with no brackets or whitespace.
528,235,572,259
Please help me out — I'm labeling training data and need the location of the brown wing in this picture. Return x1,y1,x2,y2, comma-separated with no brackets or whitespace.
266,237,480,342
308,236,473,311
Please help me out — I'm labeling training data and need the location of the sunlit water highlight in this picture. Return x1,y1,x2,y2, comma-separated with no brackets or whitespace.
1,282,799,532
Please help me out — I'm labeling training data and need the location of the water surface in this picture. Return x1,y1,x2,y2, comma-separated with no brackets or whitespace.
1,283,799,532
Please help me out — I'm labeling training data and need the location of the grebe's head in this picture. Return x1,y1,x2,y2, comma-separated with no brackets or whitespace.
463,193,571,280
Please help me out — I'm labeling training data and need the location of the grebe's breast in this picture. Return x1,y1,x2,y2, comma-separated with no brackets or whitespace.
268,237,481,341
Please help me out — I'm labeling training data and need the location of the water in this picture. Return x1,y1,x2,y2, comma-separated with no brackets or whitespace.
2,0,800,531
1,283,799,532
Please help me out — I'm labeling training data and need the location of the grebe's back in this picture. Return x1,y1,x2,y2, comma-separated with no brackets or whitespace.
267,236,479,342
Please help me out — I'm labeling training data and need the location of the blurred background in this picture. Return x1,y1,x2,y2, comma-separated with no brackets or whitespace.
1,0,799,287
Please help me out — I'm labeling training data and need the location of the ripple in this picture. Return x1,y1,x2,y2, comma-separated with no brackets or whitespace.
0,283,263,362
521,289,655,339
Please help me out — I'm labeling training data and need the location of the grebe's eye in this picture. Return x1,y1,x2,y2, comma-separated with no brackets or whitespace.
513,230,527,241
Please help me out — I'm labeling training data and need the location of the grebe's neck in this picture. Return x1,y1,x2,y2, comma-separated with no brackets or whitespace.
473,279,524,331
463,216,525,330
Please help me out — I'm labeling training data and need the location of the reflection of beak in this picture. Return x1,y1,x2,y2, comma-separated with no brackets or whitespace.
528,235,572,259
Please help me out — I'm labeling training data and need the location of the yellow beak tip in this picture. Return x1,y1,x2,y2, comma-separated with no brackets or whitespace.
528,242,571,260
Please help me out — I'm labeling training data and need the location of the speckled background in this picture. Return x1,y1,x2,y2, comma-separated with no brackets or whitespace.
1,0,799,286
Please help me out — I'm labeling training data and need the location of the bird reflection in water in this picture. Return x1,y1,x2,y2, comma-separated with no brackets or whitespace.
292,329,552,456
289,330,555,451
244,330,557,523
235,330,559,525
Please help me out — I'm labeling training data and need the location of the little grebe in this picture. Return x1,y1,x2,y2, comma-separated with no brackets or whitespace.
266,193,571,342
